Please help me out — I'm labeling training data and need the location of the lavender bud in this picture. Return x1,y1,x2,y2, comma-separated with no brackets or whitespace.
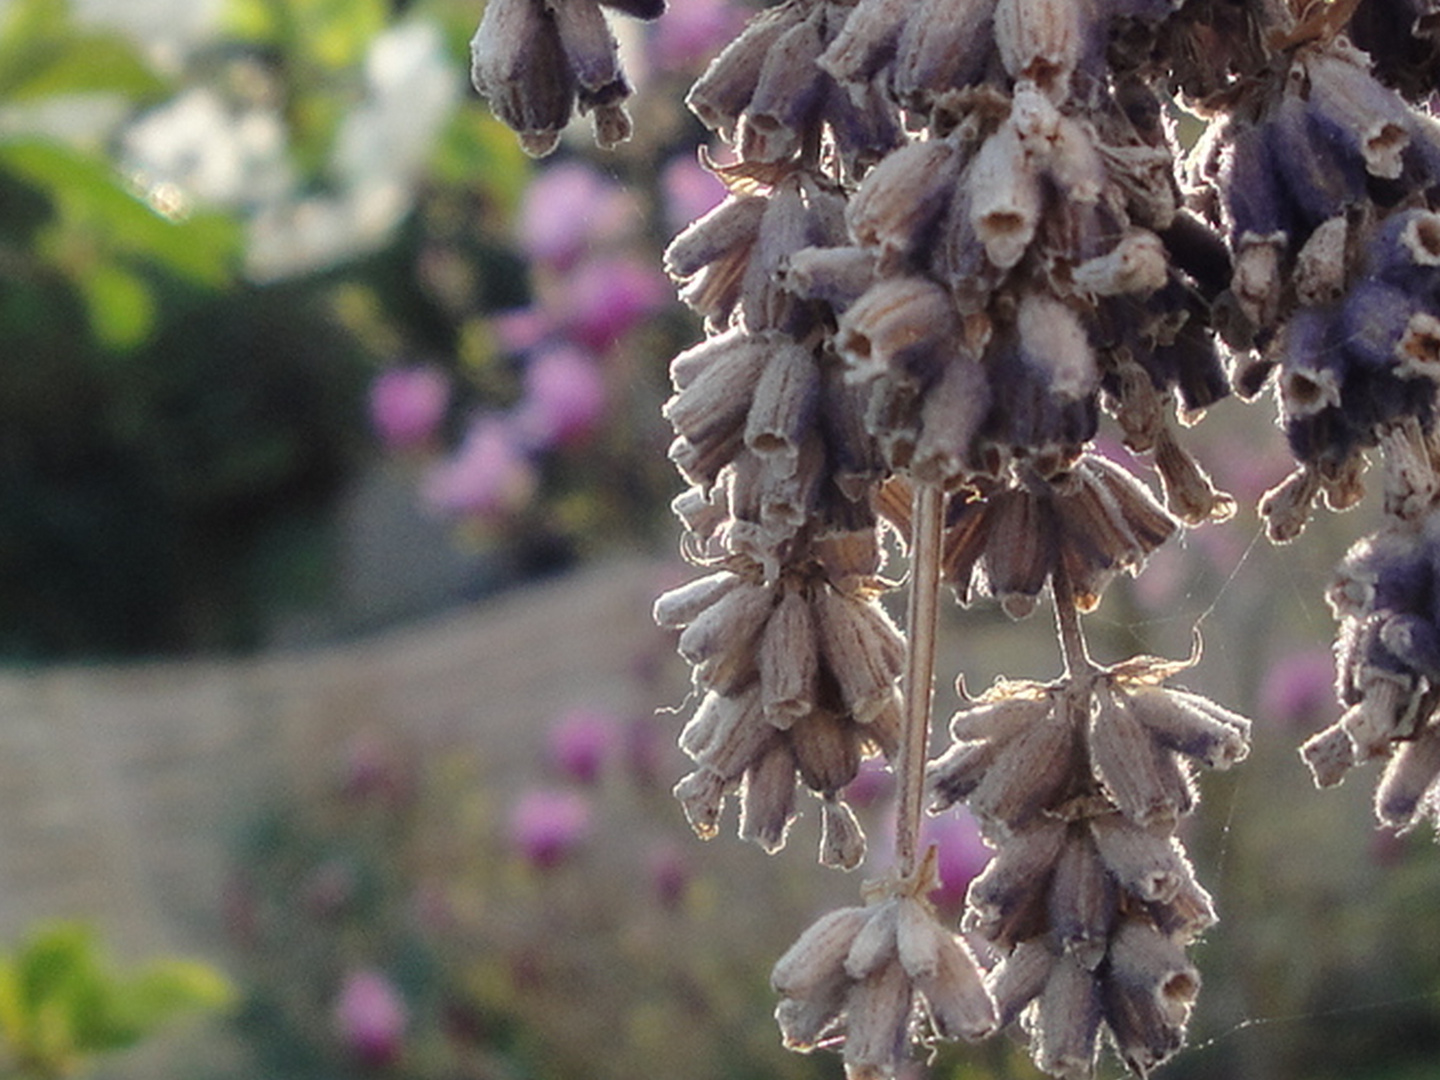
1032,954,1102,1079
469,0,575,157
686,3,808,136
740,14,828,163
890,0,997,109
1089,815,1194,904
969,121,1042,270
993,0,1080,93
739,741,799,851
1375,717,1440,829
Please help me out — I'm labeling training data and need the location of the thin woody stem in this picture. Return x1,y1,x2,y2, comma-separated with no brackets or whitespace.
897,482,945,878
1051,562,1093,682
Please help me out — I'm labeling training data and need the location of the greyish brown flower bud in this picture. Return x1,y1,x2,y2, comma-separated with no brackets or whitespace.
469,0,576,156
772,852,996,1075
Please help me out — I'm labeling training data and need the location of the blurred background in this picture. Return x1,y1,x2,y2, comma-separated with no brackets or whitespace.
3,1,1440,1078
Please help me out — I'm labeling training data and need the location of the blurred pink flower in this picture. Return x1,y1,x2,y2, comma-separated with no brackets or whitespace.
565,255,672,352
649,0,746,71
423,417,536,519
369,365,450,449
518,160,633,270
334,969,407,1068
921,808,992,918
546,705,621,783
843,756,895,810
646,841,692,909
492,305,555,354
661,153,729,234
1260,647,1336,729
508,787,593,868
515,345,608,448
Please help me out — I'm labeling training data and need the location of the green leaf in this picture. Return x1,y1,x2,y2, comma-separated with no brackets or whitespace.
0,139,240,286
0,0,168,104
0,33,168,102
75,261,156,349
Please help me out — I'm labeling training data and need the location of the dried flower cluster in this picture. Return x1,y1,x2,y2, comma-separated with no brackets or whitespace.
468,0,1440,1075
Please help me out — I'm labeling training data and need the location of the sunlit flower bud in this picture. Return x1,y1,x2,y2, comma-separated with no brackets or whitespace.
1047,828,1116,968
1090,684,1180,824
791,708,865,794
1259,465,1321,543
993,0,1079,93
334,969,407,1067
744,340,820,473
1089,814,1192,903
663,335,770,466
818,0,912,89
812,585,905,724
470,0,575,157
964,821,1067,944
844,961,914,1076
846,900,900,980
740,740,799,851
759,589,820,726
847,137,964,265
969,122,1041,269
674,765,730,838
1375,716,1440,829
1127,686,1250,769
665,193,767,280
910,353,991,483
742,179,846,330
836,276,959,384
889,0,997,109
1102,918,1198,1075
675,577,772,692
900,900,997,1039
1017,291,1097,400
1216,120,1290,244
1149,873,1217,940
1032,953,1102,1079
773,904,871,998
988,939,1054,1027
686,3,809,136
1230,234,1285,331
1300,722,1357,788
1368,208,1440,286
1271,92,1366,231
980,488,1051,615
782,245,878,310
1293,215,1348,306
1071,229,1167,297
1303,44,1411,180
740,14,828,163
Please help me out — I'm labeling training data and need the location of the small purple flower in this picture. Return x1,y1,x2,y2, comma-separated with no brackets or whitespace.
508,787,593,868
422,416,537,519
514,344,609,448
517,161,634,270
334,969,407,1068
565,255,672,352
661,153,729,235
546,705,621,783
649,0,747,72
369,365,450,450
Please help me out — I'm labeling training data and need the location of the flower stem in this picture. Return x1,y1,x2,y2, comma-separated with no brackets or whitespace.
1051,562,1092,682
897,482,944,878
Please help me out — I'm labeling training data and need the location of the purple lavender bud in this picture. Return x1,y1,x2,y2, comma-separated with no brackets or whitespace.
546,705,622,782
1366,208,1440,292
334,969,407,1068
1271,95,1368,235
1339,279,1420,372
1217,119,1291,244
508,787,593,867
369,365,450,450
1380,613,1440,682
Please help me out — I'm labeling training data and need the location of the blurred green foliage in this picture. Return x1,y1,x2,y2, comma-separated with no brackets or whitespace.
0,0,542,658
0,922,231,1079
